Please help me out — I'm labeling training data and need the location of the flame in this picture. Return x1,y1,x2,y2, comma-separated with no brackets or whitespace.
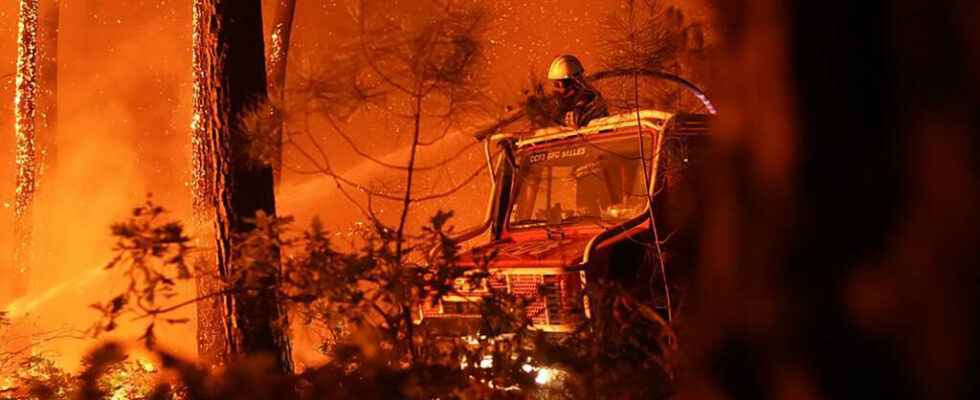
137,358,156,373
0,377,13,392
13,0,40,296
0,0,677,376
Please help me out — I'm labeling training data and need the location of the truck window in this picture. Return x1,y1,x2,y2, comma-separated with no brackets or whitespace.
509,135,654,228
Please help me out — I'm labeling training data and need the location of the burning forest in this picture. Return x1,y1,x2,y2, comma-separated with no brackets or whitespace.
1,0,978,399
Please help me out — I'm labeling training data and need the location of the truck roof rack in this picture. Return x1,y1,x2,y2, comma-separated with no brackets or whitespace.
669,113,712,136
516,109,711,148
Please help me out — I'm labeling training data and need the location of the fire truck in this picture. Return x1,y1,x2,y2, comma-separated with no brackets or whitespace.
418,109,711,334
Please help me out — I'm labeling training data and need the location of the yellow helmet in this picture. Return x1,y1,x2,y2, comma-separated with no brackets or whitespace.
547,54,585,80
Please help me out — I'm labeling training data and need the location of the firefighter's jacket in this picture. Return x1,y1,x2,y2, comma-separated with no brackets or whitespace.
554,84,609,128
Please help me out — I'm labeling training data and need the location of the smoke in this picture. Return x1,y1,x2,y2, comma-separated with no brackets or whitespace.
1,0,196,369
0,0,712,372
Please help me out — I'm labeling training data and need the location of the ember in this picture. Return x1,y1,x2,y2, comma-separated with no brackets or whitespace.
1,0,977,399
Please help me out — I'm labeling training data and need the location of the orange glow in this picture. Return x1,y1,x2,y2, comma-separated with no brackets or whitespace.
0,0,712,374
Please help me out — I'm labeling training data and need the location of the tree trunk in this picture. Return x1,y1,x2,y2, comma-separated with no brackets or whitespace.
686,1,980,399
37,0,58,178
192,0,226,370
11,0,40,298
266,0,298,185
193,0,293,374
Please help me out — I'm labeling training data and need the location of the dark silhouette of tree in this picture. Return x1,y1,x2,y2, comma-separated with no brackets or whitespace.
684,1,980,399
598,0,711,113
192,0,293,374
287,0,490,258
86,198,682,398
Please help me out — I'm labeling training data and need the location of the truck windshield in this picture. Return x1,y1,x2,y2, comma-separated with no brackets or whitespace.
509,136,653,228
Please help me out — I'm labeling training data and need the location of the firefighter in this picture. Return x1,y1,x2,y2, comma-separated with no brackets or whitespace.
548,54,609,128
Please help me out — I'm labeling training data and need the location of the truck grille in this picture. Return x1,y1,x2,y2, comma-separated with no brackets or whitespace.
420,270,586,332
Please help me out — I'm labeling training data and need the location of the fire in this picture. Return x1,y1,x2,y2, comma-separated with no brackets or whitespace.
0,377,13,392
0,0,691,381
136,358,156,373
13,0,40,297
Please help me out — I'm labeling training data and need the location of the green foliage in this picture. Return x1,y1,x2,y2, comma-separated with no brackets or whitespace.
0,348,162,400
91,199,192,340
79,200,677,399
1,354,76,400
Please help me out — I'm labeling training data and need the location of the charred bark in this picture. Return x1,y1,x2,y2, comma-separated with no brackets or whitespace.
193,0,293,374
192,0,226,370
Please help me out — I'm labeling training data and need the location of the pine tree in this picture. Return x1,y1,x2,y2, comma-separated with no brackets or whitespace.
192,0,293,373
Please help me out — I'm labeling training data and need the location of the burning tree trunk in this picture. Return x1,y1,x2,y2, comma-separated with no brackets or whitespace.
37,0,58,177
191,0,224,369
266,0,297,184
192,0,293,373
11,0,40,298
267,0,297,100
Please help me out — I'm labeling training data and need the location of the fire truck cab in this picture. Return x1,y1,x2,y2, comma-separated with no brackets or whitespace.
420,109,710,334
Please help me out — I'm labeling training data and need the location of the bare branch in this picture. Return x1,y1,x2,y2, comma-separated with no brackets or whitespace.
319,112,480,171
